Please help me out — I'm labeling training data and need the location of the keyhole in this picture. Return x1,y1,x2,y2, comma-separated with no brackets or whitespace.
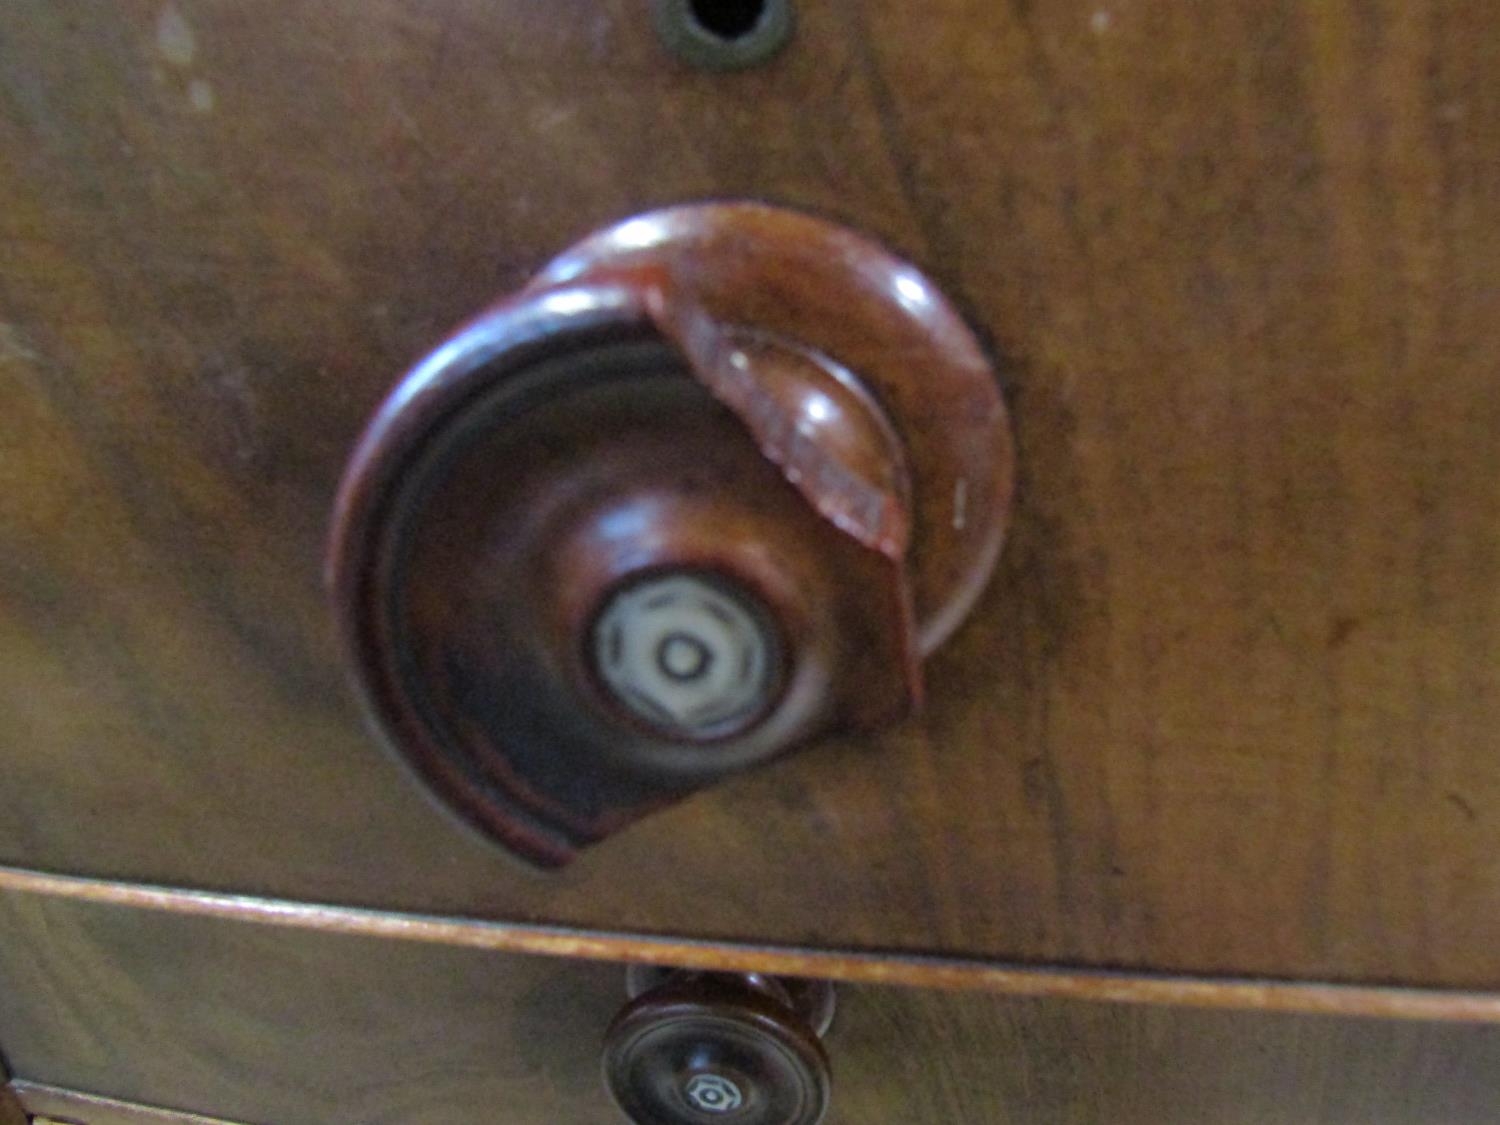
688,0,767,41
652,0,793,70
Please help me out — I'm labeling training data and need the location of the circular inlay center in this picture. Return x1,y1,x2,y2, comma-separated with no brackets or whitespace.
592,573,776,740
658,632,715,682
683,1072,745,1114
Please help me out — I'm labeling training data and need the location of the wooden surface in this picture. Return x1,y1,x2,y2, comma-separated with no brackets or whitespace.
13,1082,241,1125
3,0,1500,994
4,895,1500,1125
0,1082,24,1125
7,866,1500,1024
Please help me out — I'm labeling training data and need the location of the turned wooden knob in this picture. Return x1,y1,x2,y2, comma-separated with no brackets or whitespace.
604,969,836,1125
328,203,1014,866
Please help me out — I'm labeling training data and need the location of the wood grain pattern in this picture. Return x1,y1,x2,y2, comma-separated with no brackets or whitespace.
4,895,1500,1124
2,0,1500,993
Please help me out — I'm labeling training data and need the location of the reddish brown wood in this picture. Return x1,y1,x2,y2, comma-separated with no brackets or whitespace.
328,205,1010,865
531,204,1016,654
2,0,1500,999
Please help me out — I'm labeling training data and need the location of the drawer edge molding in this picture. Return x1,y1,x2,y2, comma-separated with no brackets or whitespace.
1,865,1496,1025
9,1081,246,1125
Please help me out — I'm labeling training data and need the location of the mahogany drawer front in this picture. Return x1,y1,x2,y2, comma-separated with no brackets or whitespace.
2,891,1499,1125
3,0,1500,999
